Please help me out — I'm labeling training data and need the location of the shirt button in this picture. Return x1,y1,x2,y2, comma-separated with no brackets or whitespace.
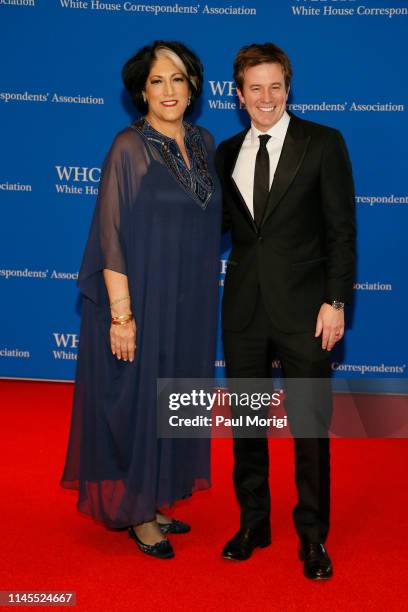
258,236,263,243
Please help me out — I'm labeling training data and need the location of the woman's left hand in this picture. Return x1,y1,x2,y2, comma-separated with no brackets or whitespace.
110,318,137,362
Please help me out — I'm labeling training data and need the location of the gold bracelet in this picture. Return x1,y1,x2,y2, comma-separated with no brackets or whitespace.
111,313,133,320
110,295,130,307
111,318,133,326
111,313,133,325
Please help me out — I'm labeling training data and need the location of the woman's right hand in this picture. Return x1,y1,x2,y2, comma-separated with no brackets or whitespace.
110,318,137,362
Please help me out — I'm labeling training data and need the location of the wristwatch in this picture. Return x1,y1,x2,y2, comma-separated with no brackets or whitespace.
331,300,345,311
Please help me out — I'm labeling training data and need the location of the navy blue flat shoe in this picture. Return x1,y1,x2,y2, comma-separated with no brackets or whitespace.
128,526,175,559
158,518,191,535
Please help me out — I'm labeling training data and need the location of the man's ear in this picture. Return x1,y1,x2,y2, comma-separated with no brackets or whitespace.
236,87,245,106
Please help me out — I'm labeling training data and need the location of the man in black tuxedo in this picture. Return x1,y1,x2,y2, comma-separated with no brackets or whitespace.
215,43,355,579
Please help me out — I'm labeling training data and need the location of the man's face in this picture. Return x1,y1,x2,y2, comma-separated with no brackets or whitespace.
237,62,289,132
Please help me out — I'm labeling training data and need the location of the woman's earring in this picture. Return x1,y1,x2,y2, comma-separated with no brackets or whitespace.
187,96,191,106
142,92,147,103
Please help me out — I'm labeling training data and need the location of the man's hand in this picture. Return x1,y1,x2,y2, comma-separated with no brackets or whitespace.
315,303,344,351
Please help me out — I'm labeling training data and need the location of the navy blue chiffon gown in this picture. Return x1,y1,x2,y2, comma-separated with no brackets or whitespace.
61,118,221,528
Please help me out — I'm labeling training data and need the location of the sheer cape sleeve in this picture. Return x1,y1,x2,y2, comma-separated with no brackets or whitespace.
77,128,149,303
197,125,216,158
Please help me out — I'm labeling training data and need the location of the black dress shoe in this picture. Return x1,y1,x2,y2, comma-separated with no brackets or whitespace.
298,541,333,580
128,526,175,559
222,527,271,561
158,518,191,535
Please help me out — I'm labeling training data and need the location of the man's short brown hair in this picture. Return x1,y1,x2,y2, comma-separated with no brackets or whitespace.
233,43,293,92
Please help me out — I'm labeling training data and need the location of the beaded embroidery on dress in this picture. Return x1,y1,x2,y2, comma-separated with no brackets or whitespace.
133,118,214,209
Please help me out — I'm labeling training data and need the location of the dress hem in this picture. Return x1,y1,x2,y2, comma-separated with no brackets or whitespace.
60,477,211,529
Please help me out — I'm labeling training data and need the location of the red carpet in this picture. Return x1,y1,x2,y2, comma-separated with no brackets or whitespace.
0,380,407,611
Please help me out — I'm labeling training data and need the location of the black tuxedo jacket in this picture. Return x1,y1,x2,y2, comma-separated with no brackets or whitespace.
215,113,356,333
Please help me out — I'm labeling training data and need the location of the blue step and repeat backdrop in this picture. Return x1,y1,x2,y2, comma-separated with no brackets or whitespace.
0,0,407,391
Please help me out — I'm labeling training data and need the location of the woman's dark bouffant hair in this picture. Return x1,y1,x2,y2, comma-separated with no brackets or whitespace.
122,40,203,116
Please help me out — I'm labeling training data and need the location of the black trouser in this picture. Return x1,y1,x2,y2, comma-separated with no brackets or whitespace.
222,291,332,543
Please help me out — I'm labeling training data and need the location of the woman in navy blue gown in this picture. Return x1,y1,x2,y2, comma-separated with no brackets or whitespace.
61,41,221,559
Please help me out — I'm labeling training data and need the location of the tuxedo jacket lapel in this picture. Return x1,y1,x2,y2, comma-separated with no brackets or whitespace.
261,116,310,227
223,117,310,231
225,129,258,232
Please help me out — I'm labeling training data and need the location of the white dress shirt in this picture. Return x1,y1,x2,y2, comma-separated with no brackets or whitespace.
232,111,291,217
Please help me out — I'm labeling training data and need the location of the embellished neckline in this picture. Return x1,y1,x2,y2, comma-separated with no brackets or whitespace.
142,118,186,143
133,117,214,210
